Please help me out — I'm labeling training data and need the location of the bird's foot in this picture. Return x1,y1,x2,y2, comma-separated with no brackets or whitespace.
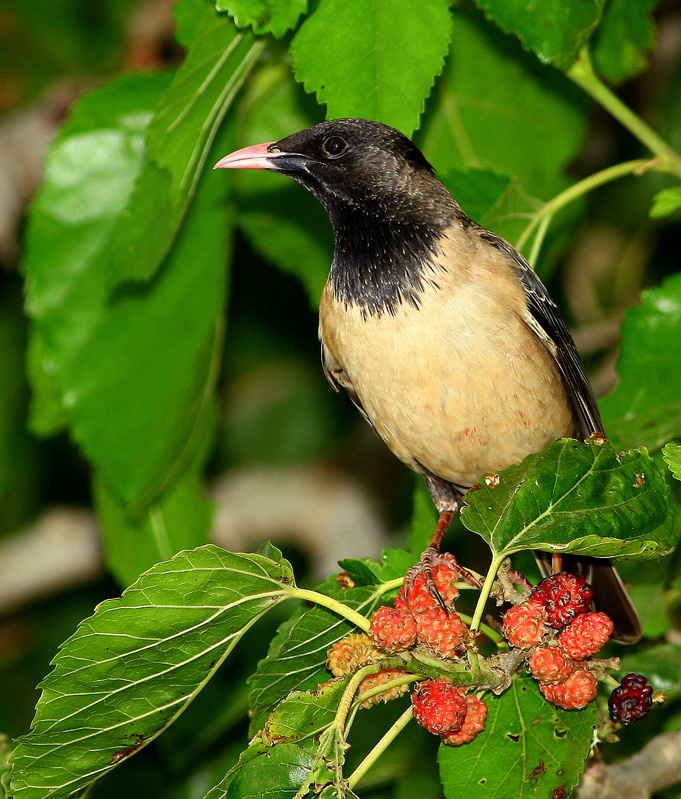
403,548,482,614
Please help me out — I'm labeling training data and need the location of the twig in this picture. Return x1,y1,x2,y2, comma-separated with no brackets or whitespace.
577,731,681,799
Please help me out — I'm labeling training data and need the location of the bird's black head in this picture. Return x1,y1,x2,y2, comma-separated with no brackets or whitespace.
216,118,458,226
215,119,464,316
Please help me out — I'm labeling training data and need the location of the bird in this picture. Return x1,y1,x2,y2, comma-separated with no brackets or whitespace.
214,117,641,643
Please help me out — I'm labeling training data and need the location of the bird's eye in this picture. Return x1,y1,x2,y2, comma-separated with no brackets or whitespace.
322,136,348,158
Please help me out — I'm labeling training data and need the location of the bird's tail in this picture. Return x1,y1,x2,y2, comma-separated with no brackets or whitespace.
534,552,642,644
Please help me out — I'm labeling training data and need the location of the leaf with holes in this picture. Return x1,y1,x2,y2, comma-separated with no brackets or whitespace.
460,438,674,561
439,677,596,798
8,546,294,799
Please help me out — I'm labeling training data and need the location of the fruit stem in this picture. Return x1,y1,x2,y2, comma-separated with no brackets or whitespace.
285,586,371,632
347,706,414,790
335,664,382,734
470,553,506,634
356,672,418,705
376,577,407,596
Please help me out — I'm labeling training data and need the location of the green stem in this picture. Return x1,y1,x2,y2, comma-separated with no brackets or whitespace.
335,665,380,733
376,577,405,596
356,673,418,705
526,212,553,268
347,706,414,790
285,586,370,632
470,553,506,634
516,158,650,252
568,48,681,177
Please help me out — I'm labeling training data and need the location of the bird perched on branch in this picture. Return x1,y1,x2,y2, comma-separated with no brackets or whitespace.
215,118,640,643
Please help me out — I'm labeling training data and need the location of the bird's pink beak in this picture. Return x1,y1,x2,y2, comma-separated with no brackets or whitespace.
213,142,277,170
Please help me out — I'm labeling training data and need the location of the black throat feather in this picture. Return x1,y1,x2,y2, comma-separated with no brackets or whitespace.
329,210,450,318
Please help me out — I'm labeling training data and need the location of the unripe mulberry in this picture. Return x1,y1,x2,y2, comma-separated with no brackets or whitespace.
327,634,381,677
558,612,613,660
369,606,417,653
540,668,598,710
528,646,574,685
358,669,410,708
411,679,467,735
416,607,467,659
502,600,547,648
442,694,488,745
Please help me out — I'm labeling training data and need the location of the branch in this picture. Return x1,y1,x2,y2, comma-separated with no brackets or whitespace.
577,731,681,799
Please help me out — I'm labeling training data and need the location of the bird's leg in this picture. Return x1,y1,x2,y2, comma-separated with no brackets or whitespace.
405,473,484,611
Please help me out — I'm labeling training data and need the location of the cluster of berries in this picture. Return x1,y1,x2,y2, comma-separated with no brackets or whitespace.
502,572,609,709
327,563,654,745
502,572,654,722
328,556,488,744
369,558,468,659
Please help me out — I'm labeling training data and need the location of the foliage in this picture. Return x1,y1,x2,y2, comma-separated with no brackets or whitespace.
3,0,681,798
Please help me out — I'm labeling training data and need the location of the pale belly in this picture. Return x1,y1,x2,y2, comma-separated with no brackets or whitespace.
320,281,575,487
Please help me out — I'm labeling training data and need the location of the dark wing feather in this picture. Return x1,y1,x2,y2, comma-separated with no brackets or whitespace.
479,231,603,439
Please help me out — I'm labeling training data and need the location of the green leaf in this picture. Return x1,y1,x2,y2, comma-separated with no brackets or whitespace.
592,0,657,84
417,7,588,231
23,72,171,433
336,558,383,586
8,546,294,799
460,438,674,561
234,65,330,304
262,679,348,744
0,735,11,799
291,0,452,136
110,5,263,285
95,468,214,587
650,186,681,219
25,72,234,510
248,582,381,733
472,0,605,69
440,169,511,224
663,443,681,480
216,0,307,37
202,738,270,798
600,273,681,451
205,742,316,799
439,677,596,798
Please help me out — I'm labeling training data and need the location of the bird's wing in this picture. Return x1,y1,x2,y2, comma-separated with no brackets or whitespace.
479,231,603,439
320,340,371,424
